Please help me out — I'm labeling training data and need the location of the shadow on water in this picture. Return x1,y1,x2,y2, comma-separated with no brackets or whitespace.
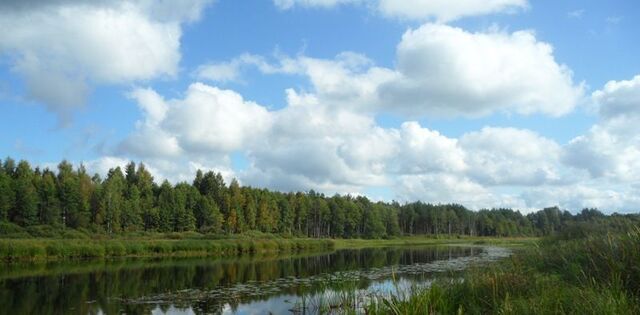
0,245,509,315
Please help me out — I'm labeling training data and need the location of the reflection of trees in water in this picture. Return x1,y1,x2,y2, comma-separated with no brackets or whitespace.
0,246,479,314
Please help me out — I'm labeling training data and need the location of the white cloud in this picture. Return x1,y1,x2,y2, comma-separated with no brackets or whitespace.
568,9,585,19
244,88,397,192
395,122,467,174
120,83,272,159
78,155,235,185
592,75,640,120
164,83,272,153
273,0,360,10
113,81,639,212
118,88,182,159
379,24,584,117
274,0,527,22
194,54,274,83
217,25,583,118
460,127,562,185
396,173,527,209
378,0,527,22
82,156,131,178
0,0,211,123
564,75,640,182
279,52,397,110
522,184,640,213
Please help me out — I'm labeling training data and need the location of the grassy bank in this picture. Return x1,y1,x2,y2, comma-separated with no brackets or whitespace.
0,233,536,262
0,236,334,261
360,227,640,314
333,235,537,249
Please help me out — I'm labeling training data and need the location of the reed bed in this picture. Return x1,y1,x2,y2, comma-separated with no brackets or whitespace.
0,237,334,261
361,226,640,314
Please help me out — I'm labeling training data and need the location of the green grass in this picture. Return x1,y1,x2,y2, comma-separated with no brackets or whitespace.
0,237,335,261
0,229,536,262
360,227,640,314
332,235,538,249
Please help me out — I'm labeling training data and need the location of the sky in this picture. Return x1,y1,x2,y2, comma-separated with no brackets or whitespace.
1,0,639,213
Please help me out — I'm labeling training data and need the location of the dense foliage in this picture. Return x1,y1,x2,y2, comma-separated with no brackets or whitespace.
1,158,638,238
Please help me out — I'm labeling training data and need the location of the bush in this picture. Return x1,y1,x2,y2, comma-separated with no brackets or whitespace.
26,225,62,238
0,222,30,238
60,229,90,239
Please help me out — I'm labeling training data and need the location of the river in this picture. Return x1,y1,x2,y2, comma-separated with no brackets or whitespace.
0,245,510,314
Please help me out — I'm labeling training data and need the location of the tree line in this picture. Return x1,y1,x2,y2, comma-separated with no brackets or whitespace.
0,158,637,238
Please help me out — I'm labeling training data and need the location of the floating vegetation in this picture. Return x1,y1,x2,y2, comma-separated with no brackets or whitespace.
116,245,511,313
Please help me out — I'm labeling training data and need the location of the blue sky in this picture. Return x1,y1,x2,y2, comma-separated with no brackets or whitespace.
1,0,639,213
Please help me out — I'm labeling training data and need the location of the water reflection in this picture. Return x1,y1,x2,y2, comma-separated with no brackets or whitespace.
0,246,508,315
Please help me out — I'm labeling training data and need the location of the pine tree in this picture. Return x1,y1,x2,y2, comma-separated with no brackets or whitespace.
257,196,271,233
11,161,38,226
57,161,81,228
157,180,175,232
0,164,14,222
244,193,257,230
174,183,195,232
195,195,223,233
278,195,294,235
229,179,245,233
136,163,156,231
122,185,142,231
75,165,93,228
37,170,61,225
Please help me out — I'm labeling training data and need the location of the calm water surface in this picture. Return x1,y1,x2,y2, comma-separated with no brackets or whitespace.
0,245,509,315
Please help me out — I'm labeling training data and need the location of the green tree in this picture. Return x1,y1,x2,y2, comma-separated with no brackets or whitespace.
57,161,81,228
229,179,245,233
121,185,143,231
257,196,272,232
136,163,156,231
174,183,196,232
37,170,61,225
363,203,386,239
0,164,14,222
11,161,38,226
157,180,176,232
195,195,223,233
244,193,257,230
102,167,126,233
278,195,294,235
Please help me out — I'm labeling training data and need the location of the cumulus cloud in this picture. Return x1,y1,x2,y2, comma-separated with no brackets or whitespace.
377,0,527,22
592,75,640,120
564,75,640,182
396,173,527,210
211,25,583,118
380,24,584,117
111,80,640,212
0,0,211,123
243,88,397,192
274,0,527,22
120,83,272,159
395,122,467,174
194,54,274,83
522,184,640,213
273,0,361,10
460,127,562,185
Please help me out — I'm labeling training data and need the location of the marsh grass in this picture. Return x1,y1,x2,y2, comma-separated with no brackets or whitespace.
0,237,334,261
294,227,640,314
361,226,640,314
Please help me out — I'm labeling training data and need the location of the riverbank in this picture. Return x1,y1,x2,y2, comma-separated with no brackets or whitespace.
0,232,535,262
333,235,537,249
360,228,640,314
0,236,334,261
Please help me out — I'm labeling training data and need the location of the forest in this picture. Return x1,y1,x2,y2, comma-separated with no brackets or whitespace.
1,157,638,239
